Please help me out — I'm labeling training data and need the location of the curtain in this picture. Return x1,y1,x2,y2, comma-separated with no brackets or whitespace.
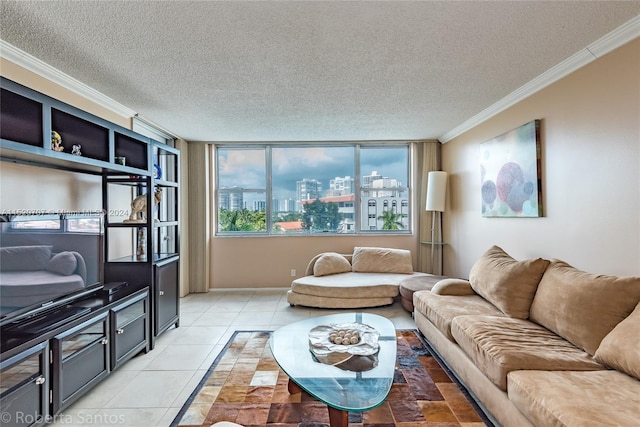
417,141,441,273
185,143,211,293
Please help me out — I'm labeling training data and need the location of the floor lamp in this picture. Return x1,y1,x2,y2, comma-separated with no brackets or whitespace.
426,171,447,275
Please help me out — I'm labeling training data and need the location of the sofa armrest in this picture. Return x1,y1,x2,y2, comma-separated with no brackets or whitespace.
432,278,476,296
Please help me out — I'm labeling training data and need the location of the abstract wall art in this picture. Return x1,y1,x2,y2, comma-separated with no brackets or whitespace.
480,120,542,217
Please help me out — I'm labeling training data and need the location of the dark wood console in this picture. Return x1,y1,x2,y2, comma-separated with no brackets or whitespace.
0,288,149,426
1,75,180,425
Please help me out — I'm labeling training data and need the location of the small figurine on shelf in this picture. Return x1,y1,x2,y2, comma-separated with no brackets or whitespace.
71,144,82,156
124,188,163,223
51,131,64,152
153,163,162,180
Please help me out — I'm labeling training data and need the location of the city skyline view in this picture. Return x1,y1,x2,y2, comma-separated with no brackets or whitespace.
217,145,408,209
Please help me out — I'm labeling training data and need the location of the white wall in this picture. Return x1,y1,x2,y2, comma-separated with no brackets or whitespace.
441,39,640,278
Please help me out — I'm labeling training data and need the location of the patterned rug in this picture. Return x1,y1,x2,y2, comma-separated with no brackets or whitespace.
171,330,491,427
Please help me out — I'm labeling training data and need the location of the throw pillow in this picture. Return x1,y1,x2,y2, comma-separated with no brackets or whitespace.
530,259,640,356
0,245,52,271
351,247,413,274
432,278,476,296
594,301,640,380
468,245,549,319
313,252,352,277
46,251,78,276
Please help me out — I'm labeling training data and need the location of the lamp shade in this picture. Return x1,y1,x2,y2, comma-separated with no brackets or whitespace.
426,171,447,212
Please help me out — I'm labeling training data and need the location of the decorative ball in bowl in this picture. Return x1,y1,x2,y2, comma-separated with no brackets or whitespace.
308,322,379,357
328,329,361,345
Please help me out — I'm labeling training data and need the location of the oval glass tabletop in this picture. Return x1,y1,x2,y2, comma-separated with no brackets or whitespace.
269,312,397,412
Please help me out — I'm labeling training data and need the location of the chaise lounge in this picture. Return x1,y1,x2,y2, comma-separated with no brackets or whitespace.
287,246,435,309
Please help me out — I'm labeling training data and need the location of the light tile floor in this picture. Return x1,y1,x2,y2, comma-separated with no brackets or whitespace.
52,288,415,427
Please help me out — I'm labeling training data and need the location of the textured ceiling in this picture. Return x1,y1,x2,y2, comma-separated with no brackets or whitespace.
1,1,639,142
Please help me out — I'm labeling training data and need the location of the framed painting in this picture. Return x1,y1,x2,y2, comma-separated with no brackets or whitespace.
480,120,542,217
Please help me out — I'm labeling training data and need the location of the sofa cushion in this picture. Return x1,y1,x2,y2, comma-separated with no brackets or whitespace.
351,247,413,274
412,291,504,341
529,259,640,355
432,278,475,296
291,271,422,299
46,251,78,276
594,301,640,380
0,245,52,271
313,252,352,277
508,370,640,427
451,315,604,391
468,245,549,319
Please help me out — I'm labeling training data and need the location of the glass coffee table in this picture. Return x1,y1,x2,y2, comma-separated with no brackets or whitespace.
269,313,397,427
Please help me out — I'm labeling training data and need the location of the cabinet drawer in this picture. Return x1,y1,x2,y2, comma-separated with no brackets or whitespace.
114,299,145,329
110,290,149,370
0,343,48,427
0,380,46,427
51,313,109,413
60,340,108,402
112,316,147,369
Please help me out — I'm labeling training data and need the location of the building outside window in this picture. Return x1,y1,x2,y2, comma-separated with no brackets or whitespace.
215,143,411,235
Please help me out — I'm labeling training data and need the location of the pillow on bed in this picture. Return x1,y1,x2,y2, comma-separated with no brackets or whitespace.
351,247,413,274
46,251,78,276
313,252,352,277
0,245,52,271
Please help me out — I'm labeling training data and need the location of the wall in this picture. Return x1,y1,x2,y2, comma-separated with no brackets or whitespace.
441,39,640,278
0,162,102,211
211,234,420,288
0,58,129,128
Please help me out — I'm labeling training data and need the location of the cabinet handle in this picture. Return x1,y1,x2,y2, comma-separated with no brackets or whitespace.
159,291,164,296
35,376,45,385
116,328,124,335
101,338,109,345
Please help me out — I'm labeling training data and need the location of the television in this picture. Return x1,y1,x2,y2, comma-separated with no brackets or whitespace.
0,211,104,328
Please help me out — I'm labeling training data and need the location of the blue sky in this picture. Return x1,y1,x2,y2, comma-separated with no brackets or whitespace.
218,145,408,201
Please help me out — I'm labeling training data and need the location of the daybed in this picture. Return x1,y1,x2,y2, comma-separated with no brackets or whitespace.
414,245,640,427
287,247,434,309
0,245,87,307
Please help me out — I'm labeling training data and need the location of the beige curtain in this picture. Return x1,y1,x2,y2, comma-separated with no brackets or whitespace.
417,141,441,273
185,143,211,293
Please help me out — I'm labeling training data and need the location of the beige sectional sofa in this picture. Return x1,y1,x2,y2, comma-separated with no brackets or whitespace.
414,245,640,427
287,247,431,308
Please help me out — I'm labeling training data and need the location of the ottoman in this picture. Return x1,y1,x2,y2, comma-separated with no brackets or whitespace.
399,274,447,313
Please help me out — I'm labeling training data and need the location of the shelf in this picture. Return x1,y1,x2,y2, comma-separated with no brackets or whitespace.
155,221,179,228
0,87,42,147
153,179,178,188
109,253,178,263
0,77,151,176
105,222,152,228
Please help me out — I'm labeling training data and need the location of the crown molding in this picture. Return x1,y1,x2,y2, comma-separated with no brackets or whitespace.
439,15,640,143
0,40,137,118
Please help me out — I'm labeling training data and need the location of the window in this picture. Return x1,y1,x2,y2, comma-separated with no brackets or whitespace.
217,147,267,232
215,143,411,235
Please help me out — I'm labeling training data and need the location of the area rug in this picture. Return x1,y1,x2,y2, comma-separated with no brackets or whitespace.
171,330,492,427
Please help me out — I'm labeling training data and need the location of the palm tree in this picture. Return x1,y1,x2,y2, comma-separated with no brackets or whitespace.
220,209,253,232
377,210,404,230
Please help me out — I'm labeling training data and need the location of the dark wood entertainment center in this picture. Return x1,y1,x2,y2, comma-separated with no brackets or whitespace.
0,77,180,427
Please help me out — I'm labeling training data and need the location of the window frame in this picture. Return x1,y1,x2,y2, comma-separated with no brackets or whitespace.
214,142,413,236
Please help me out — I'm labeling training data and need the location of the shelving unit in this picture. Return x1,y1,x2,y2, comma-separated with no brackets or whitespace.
0,75,179,422
102,141,180,347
